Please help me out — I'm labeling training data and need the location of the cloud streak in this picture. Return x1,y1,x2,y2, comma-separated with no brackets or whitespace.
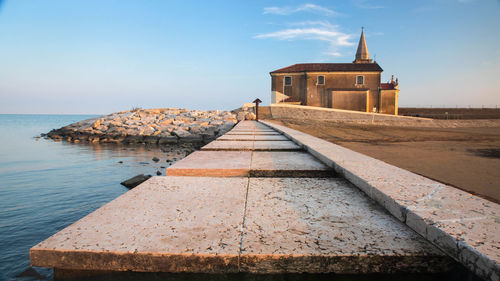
263,3,340,16
255,28,353,46
255,21,354,57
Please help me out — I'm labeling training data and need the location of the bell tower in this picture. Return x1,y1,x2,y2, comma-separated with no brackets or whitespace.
353,27,372,63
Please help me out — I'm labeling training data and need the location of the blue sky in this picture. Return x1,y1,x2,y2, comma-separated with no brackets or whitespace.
0,0,499,114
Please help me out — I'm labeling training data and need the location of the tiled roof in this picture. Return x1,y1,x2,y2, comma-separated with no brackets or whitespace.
270,63,383,74
380,83,395,90
282,96,301,103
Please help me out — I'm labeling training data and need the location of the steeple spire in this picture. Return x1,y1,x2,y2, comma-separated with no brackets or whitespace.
354,27,372,63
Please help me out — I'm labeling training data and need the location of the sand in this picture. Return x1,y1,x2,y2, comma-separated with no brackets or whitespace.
268,119,500,203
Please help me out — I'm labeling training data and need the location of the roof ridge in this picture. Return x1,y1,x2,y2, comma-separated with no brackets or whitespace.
270,62,383,74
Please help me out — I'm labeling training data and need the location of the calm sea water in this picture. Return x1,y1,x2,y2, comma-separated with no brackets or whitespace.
0,114,188,281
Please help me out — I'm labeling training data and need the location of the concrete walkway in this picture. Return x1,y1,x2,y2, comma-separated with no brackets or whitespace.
31,121,455,276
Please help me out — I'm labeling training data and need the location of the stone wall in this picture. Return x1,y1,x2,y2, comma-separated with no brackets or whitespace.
380,91,397,115
331,90,368,112
269,104,432,125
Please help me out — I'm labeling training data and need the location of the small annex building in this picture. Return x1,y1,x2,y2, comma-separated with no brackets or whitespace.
270,29,400,115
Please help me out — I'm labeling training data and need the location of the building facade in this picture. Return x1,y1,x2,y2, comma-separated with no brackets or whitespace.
270,29,399,115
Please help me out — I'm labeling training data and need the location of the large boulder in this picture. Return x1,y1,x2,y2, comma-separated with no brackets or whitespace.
173,129,192,138
159,118,174,126
237,112,246,121
245,112,256,120
121,174,152,188
138,126,156,136
92,119,101,129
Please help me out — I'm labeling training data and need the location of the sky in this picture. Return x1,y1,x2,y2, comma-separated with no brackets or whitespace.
0,0,499,114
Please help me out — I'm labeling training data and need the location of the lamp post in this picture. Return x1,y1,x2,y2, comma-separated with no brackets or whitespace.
253,98,262,121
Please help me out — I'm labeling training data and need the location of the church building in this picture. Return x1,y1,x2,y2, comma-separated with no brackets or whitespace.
270,29,399,115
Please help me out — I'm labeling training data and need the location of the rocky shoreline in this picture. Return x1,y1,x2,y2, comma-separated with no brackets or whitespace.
43,108,255,145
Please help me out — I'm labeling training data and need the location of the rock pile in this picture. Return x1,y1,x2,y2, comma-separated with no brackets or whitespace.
236,104,257,121
44,108,239,144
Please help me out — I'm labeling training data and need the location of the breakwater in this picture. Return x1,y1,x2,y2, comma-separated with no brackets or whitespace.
44,108,248,144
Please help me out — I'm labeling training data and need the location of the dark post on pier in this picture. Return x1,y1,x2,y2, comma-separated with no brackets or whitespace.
253,98,262,121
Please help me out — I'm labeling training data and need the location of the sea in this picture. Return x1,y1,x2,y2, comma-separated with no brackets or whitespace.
0,114,189,281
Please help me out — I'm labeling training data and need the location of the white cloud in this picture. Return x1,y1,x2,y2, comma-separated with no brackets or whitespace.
255,22,355,57
255,28,353,47
263,3,341,16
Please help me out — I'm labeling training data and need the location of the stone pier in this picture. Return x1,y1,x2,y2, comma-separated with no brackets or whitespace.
31,120,478,279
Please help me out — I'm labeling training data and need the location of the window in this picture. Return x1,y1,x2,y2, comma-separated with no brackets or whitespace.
356,75,364,85
284,76,292,86
317,75,325,85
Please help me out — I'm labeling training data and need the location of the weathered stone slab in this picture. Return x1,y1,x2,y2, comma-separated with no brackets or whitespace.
239,177,453,274
261,120,500,280
166,151,332,177
226,131,281,135
250,152,333,177
216,134,255,141
30,176,454,274
201,141,254,151
217,135,288,141
233,121,272,131
31,177,247,273
165,151,251,177
201,140,301,151
217,135,255,141
230,129,277,132
253,140,301,151
254,135,288,141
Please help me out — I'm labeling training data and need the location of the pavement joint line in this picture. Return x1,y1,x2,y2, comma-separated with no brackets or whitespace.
235,121,263,271
217,139,288,142
201,148,302,152
237,155,253,271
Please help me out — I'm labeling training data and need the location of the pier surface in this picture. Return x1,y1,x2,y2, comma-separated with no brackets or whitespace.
32,120,494,278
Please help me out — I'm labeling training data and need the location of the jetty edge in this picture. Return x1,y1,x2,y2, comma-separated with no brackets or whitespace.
29,120,498,280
